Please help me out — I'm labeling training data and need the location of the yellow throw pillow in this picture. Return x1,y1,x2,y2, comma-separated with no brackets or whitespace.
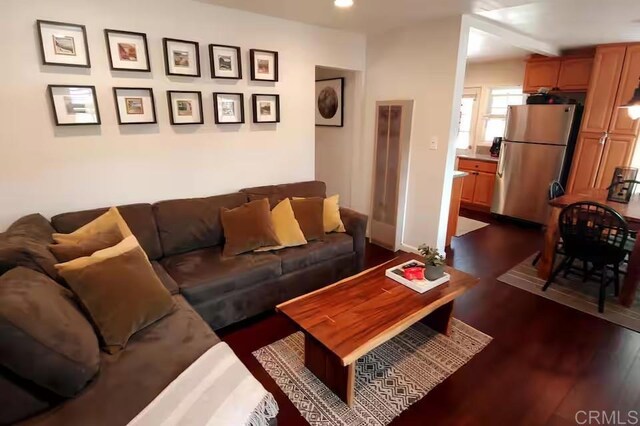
55,236,174,354
49,207,133,262
293,194,346,233
255,198,307,252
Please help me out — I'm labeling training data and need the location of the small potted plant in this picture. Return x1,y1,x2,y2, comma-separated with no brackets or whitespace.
418,244,446,281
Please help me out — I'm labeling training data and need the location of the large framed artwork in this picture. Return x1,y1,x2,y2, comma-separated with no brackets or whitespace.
48,85,100,126
105,29,151,72
37,20,90,68
252,94,280,123
113,87,157,125
213,92,245,124
163,38,201,77
167,90,203,125
209,44,242,79
315,77,344,127
250,49,278,82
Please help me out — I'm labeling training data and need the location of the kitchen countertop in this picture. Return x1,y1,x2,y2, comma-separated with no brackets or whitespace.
457,153,499,163
453,170,468,179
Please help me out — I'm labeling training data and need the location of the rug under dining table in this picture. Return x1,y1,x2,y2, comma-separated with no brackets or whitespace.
253,319,491,426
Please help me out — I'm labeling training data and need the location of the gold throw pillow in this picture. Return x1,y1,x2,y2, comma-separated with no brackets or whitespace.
255,198,307,252
49,207,133,262
55,236,174,354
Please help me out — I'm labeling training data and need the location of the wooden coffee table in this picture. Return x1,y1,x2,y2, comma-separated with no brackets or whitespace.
276,253,479,407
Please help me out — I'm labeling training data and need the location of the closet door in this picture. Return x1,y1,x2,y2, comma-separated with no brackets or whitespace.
370,101,413,251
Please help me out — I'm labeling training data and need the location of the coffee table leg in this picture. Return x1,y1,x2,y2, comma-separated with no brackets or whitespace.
304,333,355,407
421,300,454,336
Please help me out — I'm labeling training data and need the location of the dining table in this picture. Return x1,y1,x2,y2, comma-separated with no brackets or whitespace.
537,188,640,308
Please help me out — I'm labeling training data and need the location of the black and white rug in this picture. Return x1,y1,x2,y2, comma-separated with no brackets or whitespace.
253,319,491,426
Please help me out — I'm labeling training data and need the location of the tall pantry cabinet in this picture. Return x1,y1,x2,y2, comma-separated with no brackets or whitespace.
567,44,640,193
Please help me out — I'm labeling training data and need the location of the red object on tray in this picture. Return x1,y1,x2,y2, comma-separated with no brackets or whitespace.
403,267,425,280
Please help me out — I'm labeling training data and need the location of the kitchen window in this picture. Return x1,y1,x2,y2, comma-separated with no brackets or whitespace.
456,88,480,150
482,87,526,144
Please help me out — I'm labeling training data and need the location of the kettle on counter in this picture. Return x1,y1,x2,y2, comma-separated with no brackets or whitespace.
490,137,502,158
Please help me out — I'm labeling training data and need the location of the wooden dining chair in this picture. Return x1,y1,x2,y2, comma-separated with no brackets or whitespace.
542,202,630,313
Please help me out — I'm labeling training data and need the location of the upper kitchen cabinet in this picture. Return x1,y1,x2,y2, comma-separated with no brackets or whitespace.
523,55,594,93
581,45,626,133
609,44,640,136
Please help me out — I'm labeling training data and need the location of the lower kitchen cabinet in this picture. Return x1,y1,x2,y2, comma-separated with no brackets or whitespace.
458,158,498,210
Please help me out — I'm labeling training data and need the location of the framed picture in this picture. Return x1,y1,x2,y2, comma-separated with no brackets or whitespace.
167,91,203,125
163,38,200,77
209,44,242,79
37,20,90,67
213,92,244,124
113,87,156,125
252,94,280,123
315,78,344,127
105,29,150,72
250,49,278,82
47,85,100,126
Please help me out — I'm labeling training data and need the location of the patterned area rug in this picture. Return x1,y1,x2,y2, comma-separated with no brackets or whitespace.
498,255,640,332
253,319,491,426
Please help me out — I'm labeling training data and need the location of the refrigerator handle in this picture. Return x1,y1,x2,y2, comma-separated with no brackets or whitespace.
497,144,507,178
599,131,609,145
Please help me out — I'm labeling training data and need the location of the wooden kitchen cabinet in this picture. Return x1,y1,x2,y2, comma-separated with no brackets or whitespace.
595,133,638,188
609,44,640,136
566,132,606,193
557,57,594,91
581,45,626,133
458,158,498,210
524,59,561,93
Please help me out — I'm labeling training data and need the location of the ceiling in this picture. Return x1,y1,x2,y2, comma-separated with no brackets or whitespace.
467,28,530,63
203,0,640,61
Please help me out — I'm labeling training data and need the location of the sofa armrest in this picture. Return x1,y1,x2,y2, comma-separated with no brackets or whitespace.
339,207,368,272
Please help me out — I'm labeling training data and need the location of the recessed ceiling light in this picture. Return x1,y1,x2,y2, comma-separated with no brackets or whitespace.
335,0,353,8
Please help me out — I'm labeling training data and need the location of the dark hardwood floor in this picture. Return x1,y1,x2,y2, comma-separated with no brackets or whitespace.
219,211,640,425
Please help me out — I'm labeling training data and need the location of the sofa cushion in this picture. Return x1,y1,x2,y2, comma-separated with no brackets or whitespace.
18,296,220,426
51,204,163,261
0,370,55,425
161,246,282,305
220,198,280,257
153,193,248,257
276,232,354,274
241,180,327,208
49,207,133,262
151,261,180,295
56,236,175,355
0,267,100,398
0,214,59,280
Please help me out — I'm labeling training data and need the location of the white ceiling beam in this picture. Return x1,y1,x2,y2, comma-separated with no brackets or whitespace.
463,14,561,57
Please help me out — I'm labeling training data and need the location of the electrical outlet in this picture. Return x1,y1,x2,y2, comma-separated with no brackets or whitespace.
430,136,438,150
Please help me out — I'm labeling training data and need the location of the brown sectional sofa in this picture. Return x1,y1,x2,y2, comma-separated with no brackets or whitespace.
1,180,368,425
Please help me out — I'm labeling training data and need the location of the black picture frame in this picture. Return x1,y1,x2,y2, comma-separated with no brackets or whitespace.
209,44,242,79
37,20,91,68
163,38,201,77
113,87,157,125
213,92,245,124
315,77,345,127
252,94,280,123
250,49,279,82
47,84,101,126
167,90,204,125
104,29,151,72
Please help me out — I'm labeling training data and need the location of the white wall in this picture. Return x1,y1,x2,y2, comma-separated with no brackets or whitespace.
353,16,468,252
314,67,363,208
464,58,526,148
0,0,365,229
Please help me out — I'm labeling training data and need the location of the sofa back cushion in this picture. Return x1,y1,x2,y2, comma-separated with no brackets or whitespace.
0,267,100,398
153,193,248,257
51,204,163,260
241,181,326,207
0,371,54,425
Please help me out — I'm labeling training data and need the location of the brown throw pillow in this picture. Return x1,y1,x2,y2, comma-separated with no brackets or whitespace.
55,236,174,354
0,267,100,397
290,197,325,241
0,214,59,280
220,198,281,257
49,207,133,263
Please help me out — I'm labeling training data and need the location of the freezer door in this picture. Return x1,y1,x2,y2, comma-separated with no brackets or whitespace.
491,141,567,224
505,105,576,145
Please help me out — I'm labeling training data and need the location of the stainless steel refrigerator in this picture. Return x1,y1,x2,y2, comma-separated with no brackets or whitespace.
491,104,581,224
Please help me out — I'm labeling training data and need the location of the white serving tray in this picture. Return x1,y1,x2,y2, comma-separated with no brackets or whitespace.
385,259,450,294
